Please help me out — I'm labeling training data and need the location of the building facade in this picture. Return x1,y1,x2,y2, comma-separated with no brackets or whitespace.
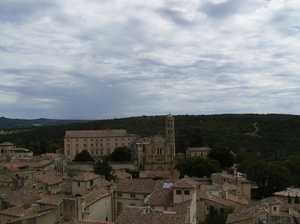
64,130,139,161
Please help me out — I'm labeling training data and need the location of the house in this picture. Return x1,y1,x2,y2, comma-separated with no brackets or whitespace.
36,172,63,194
113,179,157,220
274,188,300,203
0,142,33,158
115,197,195,224
72,172,102,196
0,175,13,188
81,188,112,222
64,130,139,161
186,147,211,158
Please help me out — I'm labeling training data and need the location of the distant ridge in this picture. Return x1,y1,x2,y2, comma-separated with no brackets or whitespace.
0,117,92,129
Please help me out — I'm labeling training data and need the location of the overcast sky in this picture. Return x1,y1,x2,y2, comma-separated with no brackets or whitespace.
1,0,300,119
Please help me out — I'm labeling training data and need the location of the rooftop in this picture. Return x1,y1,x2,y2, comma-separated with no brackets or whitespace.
274,188,300,197
139,171,171,179
82,188,111,206
1,187,43,206
172,176,199,189
114,179,157,194
36,173,62,185
144,180,173,206
73,172,101,182
187,147,211,152
38,195,63,206
65,130,138,138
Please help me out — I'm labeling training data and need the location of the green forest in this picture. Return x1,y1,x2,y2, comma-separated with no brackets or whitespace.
1,114,299,158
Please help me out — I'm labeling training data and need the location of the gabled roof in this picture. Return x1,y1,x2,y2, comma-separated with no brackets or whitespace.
38,195,63,206
73,172,100,182
36,173,62,185
1,187,42,206
172,176,199,189
274,188,300,197
0,204,37,218
65,130,138,138
82,188,111,206
114,179,157,194
0,174,13,183
144,181,173,206
115,205,188,224
139,171,170,179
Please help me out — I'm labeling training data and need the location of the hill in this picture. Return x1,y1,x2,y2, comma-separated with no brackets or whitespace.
0,117,91,129
0,114,299,158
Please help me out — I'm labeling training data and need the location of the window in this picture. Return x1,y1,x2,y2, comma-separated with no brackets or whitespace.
76,144,79,147
176,190,182,195
96,150,99,155
107,139,110,141
130,203,136,206
115,143,118,146
130,194,135,198
96,143,98,147
67,139,70,142
107,143,110,146
77,182,80,187
115,138,118,141
67,144,70,148
157,148,162,155
83,144,86,147
184,190,190,195
76,150,79,155
117,202,122,213
117,193,122,197
91,139,93,141
100,143,103,147
107,149,110,154
101,150,103,155
91,150,94,155
91,144,94,147
76,139,78,142
67,150,70,155
273,207,277,211
84,139,86,142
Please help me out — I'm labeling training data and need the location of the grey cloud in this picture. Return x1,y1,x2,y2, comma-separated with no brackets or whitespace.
156,8,194,27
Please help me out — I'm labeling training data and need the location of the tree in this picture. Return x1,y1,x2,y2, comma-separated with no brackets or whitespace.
208,146,235,169
93,158,114,181
205,205,235,224
175,157,221,178
73,150,94,162
110,147,131,162
235,150,249,164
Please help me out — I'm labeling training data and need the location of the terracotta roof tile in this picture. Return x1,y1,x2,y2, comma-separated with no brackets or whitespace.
73,172,100,181
36,173,62,185
139,171,171,179
38,195,63,206
115,172,132,180
1,188,43,206
0,174,13,183
82,188,111,206
115,205,188,224
173,176,199,189
114,179,157,194
0,204,38,217
144,181,173,206
65,130,138,138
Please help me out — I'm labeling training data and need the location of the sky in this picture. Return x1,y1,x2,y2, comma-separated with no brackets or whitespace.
1,0,300,120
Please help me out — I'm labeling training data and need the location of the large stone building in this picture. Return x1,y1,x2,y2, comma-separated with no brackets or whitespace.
64,130,139,161
134,114,176,172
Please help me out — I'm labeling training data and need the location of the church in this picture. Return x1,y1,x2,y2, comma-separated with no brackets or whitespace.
134,113,176,172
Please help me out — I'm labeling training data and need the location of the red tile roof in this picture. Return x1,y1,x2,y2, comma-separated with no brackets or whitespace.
73,172,100,182
36,173,62,185
114,179,157,194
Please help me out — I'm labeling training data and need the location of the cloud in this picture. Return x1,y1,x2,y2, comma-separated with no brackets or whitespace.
1,0,300,119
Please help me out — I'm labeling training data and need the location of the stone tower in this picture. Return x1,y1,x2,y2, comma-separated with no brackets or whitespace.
165,113,176,156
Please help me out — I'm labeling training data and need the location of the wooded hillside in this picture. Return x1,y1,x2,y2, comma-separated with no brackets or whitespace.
0,114,299,157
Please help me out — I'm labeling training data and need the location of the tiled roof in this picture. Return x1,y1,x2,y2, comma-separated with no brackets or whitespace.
172,176,199,189
274,188,300,197
139,171,170,179
36,173,62,185
197,190,238,207
59,218,113,224
82,188,111,206
4,164,20,171
38,195,63,206
115,205,188,224
1,187,43,206
115,172,132,180
102,179,113,188
134,137,152,145
40,159,53,166
0,142,15,146
187,147,211,152
227,194,248,205
114,179,157,194
0,204,38,217
73,172,100,181
0,174,13,183
144,181,173,206
65,130,138,138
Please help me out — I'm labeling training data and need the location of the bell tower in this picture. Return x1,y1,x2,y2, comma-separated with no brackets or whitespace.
165,113,176,156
